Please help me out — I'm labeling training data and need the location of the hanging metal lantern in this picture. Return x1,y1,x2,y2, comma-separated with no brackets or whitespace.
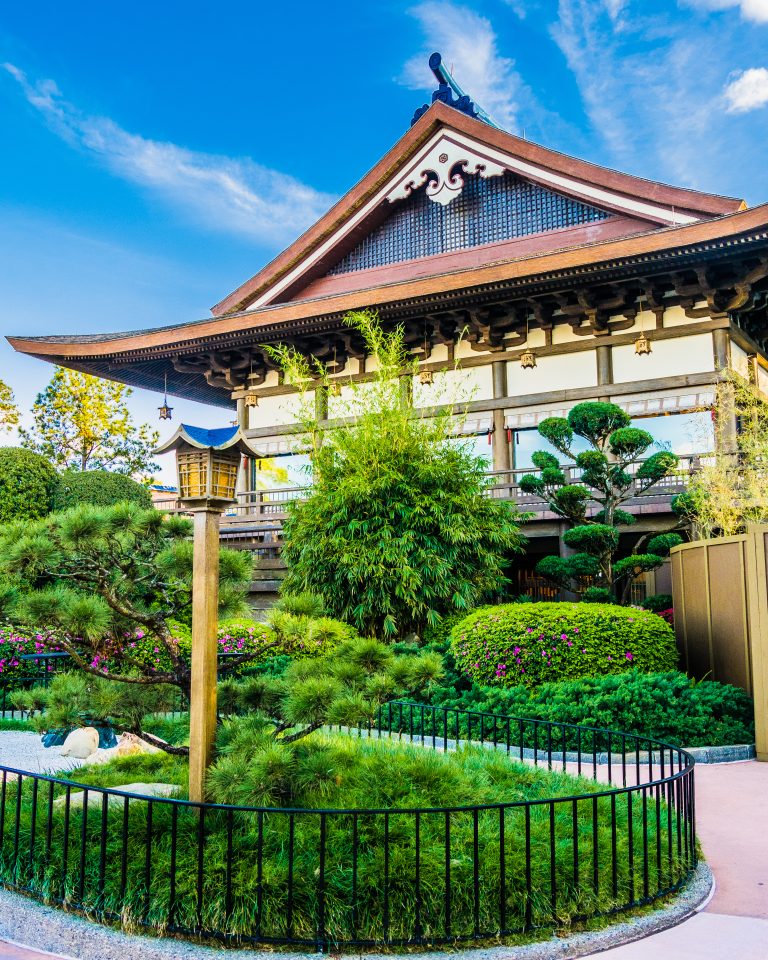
519,348,537,369
328,382,342,397
419,368,434,385
158,373,173,420
244,388,260,408
634,333,652,356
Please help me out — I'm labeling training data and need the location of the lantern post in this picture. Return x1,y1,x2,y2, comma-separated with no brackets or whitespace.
154,425,253,803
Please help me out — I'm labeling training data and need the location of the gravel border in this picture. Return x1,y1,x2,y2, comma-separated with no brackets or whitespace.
0,862,713,960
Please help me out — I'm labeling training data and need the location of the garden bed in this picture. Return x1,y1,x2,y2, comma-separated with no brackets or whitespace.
0,705,697,951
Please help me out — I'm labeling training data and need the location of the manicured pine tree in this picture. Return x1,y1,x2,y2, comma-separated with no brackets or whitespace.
519,401,683,602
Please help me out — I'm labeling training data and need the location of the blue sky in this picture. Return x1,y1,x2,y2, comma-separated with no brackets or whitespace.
1,0,767,481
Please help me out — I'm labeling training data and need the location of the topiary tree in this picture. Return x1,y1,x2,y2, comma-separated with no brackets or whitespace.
269,310,527,638
0,447,58,524
0,504,255,734
519,402,682,602
52,469,153,511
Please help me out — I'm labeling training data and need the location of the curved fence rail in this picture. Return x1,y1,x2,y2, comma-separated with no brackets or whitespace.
0,701,696,950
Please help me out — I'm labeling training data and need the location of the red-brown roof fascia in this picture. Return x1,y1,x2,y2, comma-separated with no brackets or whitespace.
10,201,768,363
210,102,745,317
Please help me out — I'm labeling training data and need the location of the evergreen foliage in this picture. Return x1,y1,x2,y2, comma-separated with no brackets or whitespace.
52,469,153,510
450,601,678,687
0,447,58,524
519,402,681,601
0,504,253,711
269,310,527,637
420,671,754,749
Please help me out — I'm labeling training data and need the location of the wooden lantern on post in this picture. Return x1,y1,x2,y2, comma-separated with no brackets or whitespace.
154,424,255,803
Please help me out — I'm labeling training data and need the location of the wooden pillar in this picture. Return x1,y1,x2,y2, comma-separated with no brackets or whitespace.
315,384,329,421
188,506,222,804
712,329,738,455
235,398,249,497
596,344,613,401
491,361,511,472
712,327,730,371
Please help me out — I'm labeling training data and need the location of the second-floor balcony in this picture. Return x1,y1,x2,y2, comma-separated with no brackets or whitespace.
154,452,707,554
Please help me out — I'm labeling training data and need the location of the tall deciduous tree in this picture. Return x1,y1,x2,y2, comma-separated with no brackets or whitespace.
520,402,682,602
673,371,768,538
0,379,19,433
20,367,159,477
268,310,527,638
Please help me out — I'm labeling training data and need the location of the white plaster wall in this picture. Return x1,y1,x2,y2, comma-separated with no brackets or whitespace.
758,364,768,398
506,351,598,397
327,380,375,418
662,304,698,328
425,343,449,363
455,338,481,359
730,341,751,378
247,391,314,430
611,334,714,384
513,327,547,348
413,365,493,407
551,324,583,345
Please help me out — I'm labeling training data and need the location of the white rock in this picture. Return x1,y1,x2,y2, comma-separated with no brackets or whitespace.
59,727,100,759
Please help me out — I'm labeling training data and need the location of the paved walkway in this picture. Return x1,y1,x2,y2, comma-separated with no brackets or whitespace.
0,759,766,959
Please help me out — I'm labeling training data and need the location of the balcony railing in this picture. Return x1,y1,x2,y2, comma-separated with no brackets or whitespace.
154,453,707,553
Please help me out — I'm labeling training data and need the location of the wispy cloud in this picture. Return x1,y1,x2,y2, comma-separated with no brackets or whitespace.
550,1,755,190
400,2,524,131
724,67,768,111
681,0,768,24
2,63,336,246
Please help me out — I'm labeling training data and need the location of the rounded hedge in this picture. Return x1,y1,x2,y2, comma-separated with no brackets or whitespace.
52,470,152,511
450,601,678,687
0,448,58,524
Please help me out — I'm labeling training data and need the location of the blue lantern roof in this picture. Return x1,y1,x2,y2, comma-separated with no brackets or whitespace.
153,423,257,456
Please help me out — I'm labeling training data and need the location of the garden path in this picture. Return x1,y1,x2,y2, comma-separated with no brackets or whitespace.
0,744,765,959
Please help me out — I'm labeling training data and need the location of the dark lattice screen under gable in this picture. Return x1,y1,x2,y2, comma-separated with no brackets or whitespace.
327,170,613,276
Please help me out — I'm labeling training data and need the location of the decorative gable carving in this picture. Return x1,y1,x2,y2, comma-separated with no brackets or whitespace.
386,137,505,206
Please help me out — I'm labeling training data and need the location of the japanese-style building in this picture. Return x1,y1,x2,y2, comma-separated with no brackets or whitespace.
9,55,768,600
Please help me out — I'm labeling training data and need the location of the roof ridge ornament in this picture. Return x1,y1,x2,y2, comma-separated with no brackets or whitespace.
411,52,500,129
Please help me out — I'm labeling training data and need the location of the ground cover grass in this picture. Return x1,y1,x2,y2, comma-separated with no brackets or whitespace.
0,733,691,947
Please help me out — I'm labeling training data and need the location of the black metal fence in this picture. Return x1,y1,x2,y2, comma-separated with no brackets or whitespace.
0,701,695,950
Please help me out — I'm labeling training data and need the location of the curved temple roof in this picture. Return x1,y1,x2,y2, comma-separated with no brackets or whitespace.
7,95,762,408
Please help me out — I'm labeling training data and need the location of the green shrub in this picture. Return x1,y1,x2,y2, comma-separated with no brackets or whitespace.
451,601,678,687
642,594,673,613
0,448,58,523
421,672,754,748
52,469,152,510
